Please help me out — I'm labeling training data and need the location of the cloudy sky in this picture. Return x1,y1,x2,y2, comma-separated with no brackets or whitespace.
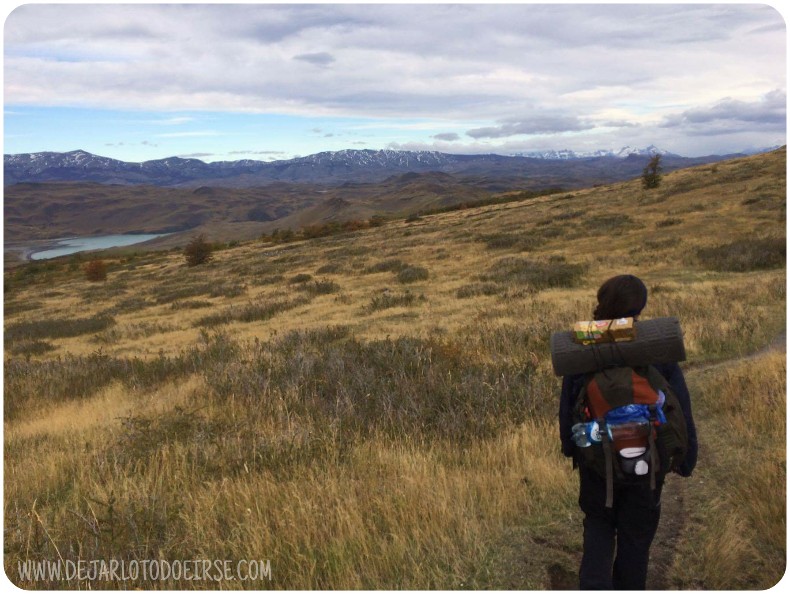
3,3,787,162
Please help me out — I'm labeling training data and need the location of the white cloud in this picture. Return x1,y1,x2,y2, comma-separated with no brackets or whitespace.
3,4,786,156
467,115,594,139
149,116,195,126
155,131,221,138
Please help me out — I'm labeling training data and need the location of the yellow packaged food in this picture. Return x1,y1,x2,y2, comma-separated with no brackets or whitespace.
572,317,636,344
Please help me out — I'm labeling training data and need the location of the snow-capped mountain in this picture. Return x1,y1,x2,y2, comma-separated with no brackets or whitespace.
291,149,459,168
514,145,672,160
4,146,747,187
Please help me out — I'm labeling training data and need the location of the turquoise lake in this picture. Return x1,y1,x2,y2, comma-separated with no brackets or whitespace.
30,234,170,260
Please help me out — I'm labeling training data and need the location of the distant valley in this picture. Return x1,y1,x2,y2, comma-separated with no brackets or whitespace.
3,171,494,255
2,147,760,258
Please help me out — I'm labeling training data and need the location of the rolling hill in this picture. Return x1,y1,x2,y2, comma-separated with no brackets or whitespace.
3,147,786,590
3,171,495,248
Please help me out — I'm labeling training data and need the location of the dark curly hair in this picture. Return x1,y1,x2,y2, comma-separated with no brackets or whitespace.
593,274,648,320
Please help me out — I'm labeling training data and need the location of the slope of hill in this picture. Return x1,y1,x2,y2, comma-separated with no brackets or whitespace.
4,148,785,589
3,181,326,243
3,171,496,252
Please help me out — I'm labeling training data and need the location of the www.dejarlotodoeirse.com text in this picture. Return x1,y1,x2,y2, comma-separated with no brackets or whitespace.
15,558,272,583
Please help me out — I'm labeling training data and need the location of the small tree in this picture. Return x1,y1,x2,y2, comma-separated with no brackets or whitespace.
642,154,663,189
83,259,107,282
183,234,213,267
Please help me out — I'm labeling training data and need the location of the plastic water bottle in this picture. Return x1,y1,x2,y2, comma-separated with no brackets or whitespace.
655,390,668,424
572,421,602,447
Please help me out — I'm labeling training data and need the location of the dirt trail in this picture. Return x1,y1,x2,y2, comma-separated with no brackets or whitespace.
684,329,786,374
647,331,785,589
645,474,686,589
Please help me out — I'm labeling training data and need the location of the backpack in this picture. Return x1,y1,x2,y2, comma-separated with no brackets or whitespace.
573,365,688,507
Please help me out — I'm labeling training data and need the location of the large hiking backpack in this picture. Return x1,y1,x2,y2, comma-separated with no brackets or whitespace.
573,365,688,507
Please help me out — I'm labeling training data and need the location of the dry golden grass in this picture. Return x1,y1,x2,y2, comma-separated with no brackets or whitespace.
3,148,786,588
671,351,786,589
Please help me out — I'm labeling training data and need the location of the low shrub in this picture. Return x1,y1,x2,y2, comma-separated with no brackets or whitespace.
84,260,108,282
316,263,344,274
289,273,313,284
152,282,245,304
397,266,430,284
551,209,584,221
153,283,213,304
6,339,56,358
364,259,407,274
210,282,247,299
656,217,683,228
5,314,116,342
183,234,213,267
696,237,786,272
456,283,500,299
200,330,542,442
366,291,424,312
194,297,310,327
170,299,214,310
480,257,586,289
3,346,207,419
295,279,341,295
4,300,43,316
587,213,633,231
109,296,154,314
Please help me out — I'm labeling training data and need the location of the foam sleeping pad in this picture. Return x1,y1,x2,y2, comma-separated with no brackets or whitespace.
550,316,686,376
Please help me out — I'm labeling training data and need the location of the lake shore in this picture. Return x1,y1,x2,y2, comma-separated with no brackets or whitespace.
4,239,69,266
4,233,175,267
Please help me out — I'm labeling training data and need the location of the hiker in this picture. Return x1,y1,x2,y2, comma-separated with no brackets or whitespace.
558,274,698,590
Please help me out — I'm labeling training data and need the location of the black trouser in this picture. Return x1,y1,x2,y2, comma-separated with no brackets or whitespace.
577,464,664,590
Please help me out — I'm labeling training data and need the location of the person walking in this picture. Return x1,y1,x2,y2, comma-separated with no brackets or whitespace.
558,274,698,590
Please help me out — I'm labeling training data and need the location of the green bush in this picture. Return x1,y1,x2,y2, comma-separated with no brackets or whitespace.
152,281,245,304
5,314,116,342
642,154,662,189
480,257,586,289
397,266,429,284
364,259,407,274
295,279,341,295
696,237,786,272
6,339,56,358
194,297,310,327
656,217,683,228
3,347,201,420
289,273,313,284
183,234,213,267
200,331,542,442
366,291,423,312
4,300,43,316
316,263,344,274
170,300,214,310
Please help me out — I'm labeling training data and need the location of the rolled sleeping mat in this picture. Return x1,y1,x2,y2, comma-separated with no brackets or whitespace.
550,316,686,377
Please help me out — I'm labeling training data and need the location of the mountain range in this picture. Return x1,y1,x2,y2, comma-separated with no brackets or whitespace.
4,146,748,188
513,144,672,160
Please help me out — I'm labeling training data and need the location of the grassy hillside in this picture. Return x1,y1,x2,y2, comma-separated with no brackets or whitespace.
3,173,492,251
3,148,786,589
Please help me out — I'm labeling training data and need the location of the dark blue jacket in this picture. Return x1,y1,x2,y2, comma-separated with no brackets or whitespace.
559,362,698,477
